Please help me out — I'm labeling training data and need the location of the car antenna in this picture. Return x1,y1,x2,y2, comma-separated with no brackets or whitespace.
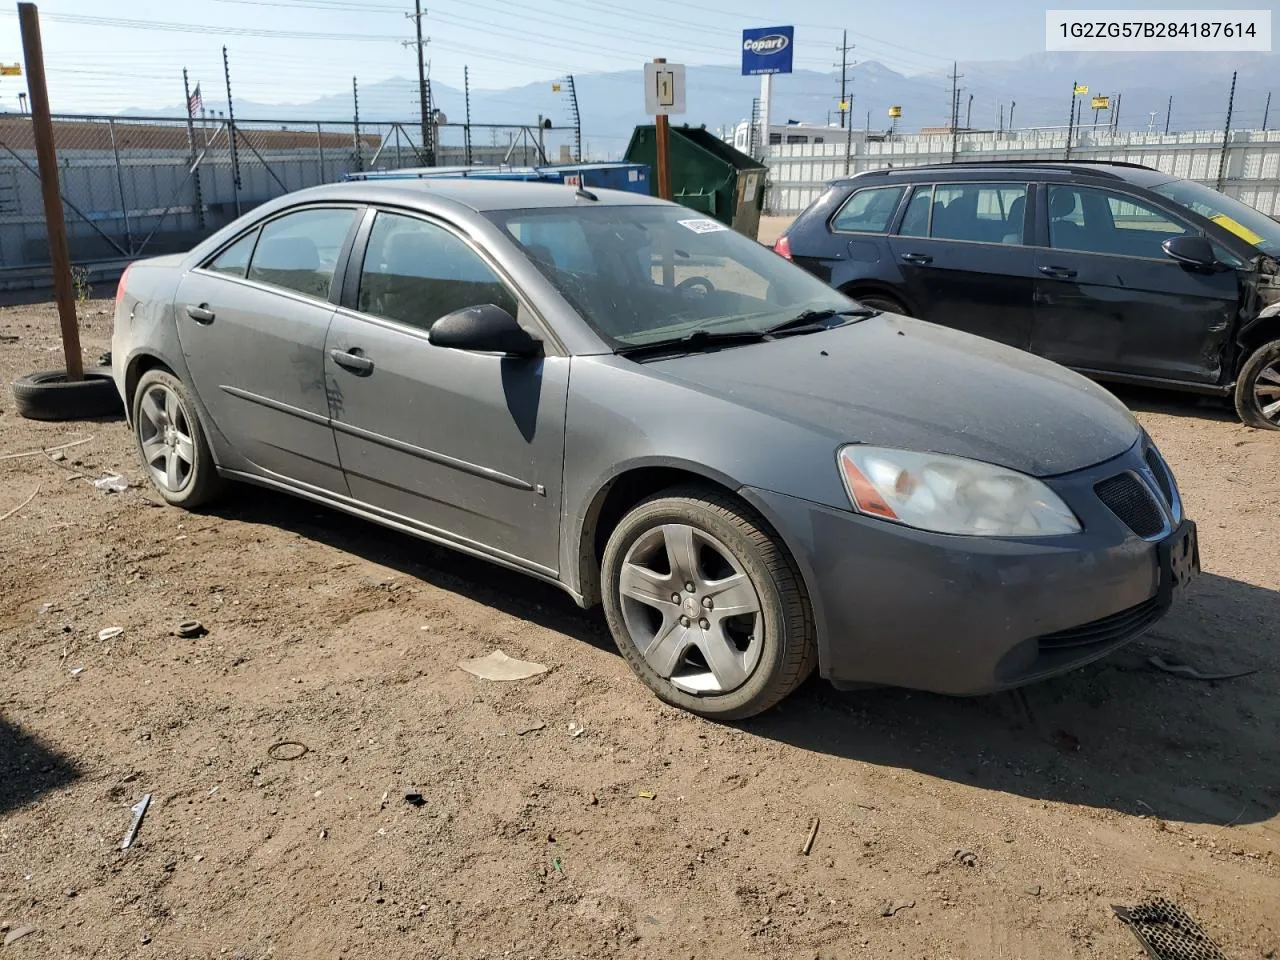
573,183,599,201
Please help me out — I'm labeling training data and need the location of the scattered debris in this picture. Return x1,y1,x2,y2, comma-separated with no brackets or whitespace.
802,817,820,856
0,334,18,344
268,741,308,761
404,793,426,807
98,627,123,642
0,436,92,462
1147,655,1257,682
37,601,57,615
587,792,598,806
458,649,548,682
0,485,39,523
637,790,656,800
1135,799,1155,813
120,794,152,850
551,857,564,877
49,450,66,462
1051,729,1081,753
568,721,585,738
953,849,977,867
1113,899,1228,960
879,900,915,917
69,667,85,678
63,888,76,898
92,475,129,494
517,721,546,736
174,619,207,638
3,926,36,947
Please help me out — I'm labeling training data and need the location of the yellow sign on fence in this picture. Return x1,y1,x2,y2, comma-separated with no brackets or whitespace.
1091,95,1110,110
1074,84,1089,95
888,105,902,118
0,64,22,76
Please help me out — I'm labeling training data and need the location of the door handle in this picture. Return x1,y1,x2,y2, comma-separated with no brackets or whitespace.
329,347,375,375
185,303,215,324
1038,265,1078,280
900,253,933,265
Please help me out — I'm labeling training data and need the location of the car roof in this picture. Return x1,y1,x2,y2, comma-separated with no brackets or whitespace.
277,178,668,212
832,161,1177,190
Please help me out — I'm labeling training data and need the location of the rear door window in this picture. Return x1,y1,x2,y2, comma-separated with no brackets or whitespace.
928,183,1028,244
831,186,905,234
247,207,357,300
206,229,258,278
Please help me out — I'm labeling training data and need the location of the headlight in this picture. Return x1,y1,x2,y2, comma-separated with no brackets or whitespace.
837,445,1081,537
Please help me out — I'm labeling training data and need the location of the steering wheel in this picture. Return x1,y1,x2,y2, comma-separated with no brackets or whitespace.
676,275,715,298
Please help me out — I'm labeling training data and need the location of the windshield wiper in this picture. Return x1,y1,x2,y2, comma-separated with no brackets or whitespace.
764,307,880,336
616,328,768,358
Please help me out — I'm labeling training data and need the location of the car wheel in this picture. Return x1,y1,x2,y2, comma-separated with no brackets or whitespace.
1234,339,1280,430
852,293,909,316
131,368,223,507
600,485,815,720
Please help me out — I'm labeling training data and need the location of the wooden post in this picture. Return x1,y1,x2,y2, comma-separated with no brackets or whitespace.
653,58,672,201
18,2,82,381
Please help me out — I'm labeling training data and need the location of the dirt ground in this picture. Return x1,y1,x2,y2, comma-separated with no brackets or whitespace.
1,297,1277,960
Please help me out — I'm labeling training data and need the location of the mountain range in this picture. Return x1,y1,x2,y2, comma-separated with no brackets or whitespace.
120,51,1277,158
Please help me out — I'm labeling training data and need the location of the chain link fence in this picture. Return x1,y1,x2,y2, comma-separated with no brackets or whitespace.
0,113,579,288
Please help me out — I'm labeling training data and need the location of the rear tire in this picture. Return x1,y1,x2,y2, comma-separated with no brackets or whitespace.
1234,340,1280,430
11,367,122,421
600,485,815,720
131,368,223,508
851,293,910,317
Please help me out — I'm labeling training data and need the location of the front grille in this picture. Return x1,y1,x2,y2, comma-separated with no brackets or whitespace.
1037,596,1163,650
1144,449,1174,506
1095,473,1165,538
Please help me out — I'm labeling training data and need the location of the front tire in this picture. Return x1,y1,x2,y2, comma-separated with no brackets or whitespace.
1234,340,1280,430
600,485,815,720
131,369,223,507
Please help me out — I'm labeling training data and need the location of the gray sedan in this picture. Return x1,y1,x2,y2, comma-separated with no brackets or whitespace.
111,180,1199,718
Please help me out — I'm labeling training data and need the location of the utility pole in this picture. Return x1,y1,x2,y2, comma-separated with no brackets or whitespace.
405,0,430,164
463,65,473,166
1217,70,1237,190
949,62,963,162
835,31,854,129
222,45,241,216
1165,95,1173,135
352,75,362,172
182,68,205,227
1065,79,1077,159
18,2,81,382
1009,100,1016,132
965,92,973,129
1263,91,1271,132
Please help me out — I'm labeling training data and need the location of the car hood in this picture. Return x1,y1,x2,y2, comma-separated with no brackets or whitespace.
645,313,1140,478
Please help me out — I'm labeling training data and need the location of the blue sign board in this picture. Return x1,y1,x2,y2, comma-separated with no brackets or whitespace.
741,26,794,76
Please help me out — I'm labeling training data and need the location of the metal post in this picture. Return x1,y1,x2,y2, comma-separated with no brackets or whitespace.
843,106,853,174
1009,100,1016,131
463,65,473,166
106,119,134,253
966,93,973,129
352,76,363,172
838,29,848,129
567,74,582,162
759,73,773,159
1263,92,1271,132
182,69,205,229
1166,96,1173,135
316,121,325,181
999,103,1004,134
1065,80,1076,159
1217,70,1237,190
949,62,959,162
18,1,81,381
394,123,402,168
537,114,545,163
1113,93,1121,132
222,45,241,216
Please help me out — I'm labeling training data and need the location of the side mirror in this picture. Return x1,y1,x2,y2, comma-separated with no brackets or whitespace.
428,303,542,357
1163,235,1220,270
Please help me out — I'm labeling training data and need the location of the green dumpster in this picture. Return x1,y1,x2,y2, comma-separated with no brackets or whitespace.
624,125,769,240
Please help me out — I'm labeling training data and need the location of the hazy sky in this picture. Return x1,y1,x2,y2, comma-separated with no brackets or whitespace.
0,0,1261,114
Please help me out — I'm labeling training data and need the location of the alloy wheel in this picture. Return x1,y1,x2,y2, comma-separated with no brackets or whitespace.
617,523,763,695
1253,360,1280,424
137,382,196,493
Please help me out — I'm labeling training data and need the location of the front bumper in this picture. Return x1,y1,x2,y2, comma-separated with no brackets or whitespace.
742,443,1193,696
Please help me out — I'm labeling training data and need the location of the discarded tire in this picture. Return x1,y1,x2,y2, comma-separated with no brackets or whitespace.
11,367,123,421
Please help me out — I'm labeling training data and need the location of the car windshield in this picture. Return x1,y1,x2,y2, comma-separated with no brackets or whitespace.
486,204,858,347
1151,179,1280,254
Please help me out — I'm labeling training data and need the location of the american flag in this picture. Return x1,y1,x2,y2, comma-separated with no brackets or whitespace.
187,83,203,118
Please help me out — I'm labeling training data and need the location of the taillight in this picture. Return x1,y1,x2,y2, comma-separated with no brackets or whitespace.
114,263,132,303
773,235,793,260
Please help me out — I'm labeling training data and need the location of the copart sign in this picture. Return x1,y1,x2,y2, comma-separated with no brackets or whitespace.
741,26,795,75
